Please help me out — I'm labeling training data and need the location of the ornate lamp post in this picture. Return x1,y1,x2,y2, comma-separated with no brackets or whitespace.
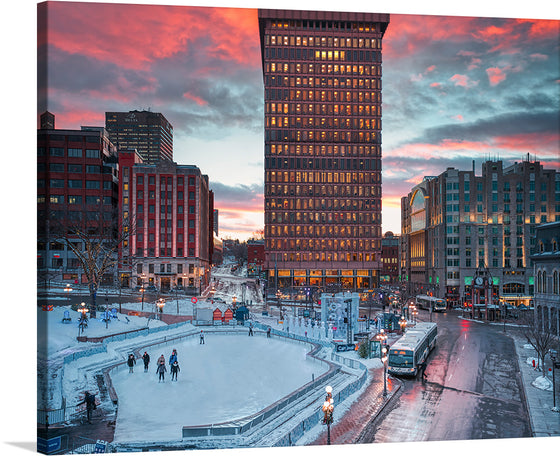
276,289,281,312
77,302,89,336
399,315,407,334
381,346,388,397
550,349,559,412
64,284,73,306
140,286,145,311
322,385,334,445
156,298,165,320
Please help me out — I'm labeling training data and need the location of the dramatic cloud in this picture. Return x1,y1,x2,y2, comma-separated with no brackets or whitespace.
38,3,559,237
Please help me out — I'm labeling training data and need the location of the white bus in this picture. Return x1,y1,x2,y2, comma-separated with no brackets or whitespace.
387,322,437,376
416,295,446,312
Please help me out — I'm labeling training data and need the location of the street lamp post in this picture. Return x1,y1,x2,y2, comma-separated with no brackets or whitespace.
550,349,559,412
502,301,507,332
381,346,388,397
157,298,165,320
399,315,407,334
276,289,281,315
64,284,72,306
140,286,145,311
77,302,89,337
322,385,334,445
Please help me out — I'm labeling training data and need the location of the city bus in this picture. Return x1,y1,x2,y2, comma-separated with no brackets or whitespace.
416,295,447,312
387,322,437,376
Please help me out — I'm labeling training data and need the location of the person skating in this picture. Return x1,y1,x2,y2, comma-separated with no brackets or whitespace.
199,330,205,344
78,391,96,424
169,348,178,367
248,323,254,336
267,327,271,338
157,354,165,366
156,361,167,382
142,351,150,372
171,361,180,381
127,354,136,373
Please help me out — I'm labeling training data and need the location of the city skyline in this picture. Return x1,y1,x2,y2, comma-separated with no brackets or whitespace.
37,0,559,240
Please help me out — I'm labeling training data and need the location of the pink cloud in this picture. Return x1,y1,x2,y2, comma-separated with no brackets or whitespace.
486,67,507,86
183,92,208,106
43,3,260,71
450,74,478,88
468,58,482,70
386,15,557,61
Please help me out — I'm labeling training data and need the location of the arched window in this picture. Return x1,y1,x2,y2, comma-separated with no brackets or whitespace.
554,270,559,295
543,270,547,294
537,270,542,293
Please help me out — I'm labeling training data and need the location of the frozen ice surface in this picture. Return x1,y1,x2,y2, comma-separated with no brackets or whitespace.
111,333,328,442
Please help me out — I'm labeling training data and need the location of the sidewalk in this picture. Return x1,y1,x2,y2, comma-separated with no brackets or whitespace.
310,368,401,445
512,334,560,437
37,406,117,454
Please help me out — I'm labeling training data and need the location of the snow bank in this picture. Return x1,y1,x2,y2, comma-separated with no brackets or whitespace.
532,375,553,391
37,305,167,357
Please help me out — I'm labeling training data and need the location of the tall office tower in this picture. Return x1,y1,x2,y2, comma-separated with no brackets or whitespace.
258,9,390,292
105,110,173,164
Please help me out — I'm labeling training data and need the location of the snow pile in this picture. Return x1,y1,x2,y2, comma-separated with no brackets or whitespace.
38,305,167,356
523,344,534,350
532,375,553,391
526,357,538,367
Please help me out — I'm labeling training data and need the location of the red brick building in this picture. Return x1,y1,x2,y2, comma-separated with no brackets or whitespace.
247,239,265,277
118,150,213,293
37,112,119,285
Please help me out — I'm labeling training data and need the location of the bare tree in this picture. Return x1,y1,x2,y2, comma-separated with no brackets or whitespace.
520,312,558,376
40,203,134,317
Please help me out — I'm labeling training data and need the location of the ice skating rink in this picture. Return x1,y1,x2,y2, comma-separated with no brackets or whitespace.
111,333,328,442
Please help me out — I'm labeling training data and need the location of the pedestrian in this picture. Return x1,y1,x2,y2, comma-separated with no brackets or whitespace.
171,361,180,381
248,323,254,336
267,327,271,338
420,362,428,383
200,330,205,344
127,354,136,373
156,361,167,382
169,349,178,367
142,351,150,372
78,391,96,424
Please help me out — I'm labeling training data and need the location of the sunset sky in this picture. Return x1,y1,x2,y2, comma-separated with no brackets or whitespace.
36,0,560,240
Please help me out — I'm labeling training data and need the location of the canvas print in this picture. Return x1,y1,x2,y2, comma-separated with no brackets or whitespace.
35,0,559,455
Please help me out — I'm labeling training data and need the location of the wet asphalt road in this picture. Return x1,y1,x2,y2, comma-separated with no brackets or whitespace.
363,310,531,443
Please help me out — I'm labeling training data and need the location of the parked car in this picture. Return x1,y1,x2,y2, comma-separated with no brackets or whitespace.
146,285,158,293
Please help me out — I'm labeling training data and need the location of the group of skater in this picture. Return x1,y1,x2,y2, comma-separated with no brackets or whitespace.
126,348,181,382
248,324,273,338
